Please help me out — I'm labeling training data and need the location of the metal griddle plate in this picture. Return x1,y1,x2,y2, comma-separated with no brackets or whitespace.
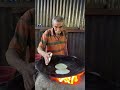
35,55,85,78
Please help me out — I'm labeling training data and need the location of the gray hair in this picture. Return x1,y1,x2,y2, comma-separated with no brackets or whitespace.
52,16,64,23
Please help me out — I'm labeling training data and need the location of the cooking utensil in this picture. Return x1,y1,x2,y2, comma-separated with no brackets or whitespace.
48,53,53,62
35,55,85,78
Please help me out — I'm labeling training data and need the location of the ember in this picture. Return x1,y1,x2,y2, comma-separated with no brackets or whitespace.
51,72,84,85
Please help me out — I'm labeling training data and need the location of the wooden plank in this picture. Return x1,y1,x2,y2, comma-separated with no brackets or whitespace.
35,27,85,33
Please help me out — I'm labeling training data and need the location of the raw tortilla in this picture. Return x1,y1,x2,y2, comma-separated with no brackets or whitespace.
55,63,67,70
55,69,70,74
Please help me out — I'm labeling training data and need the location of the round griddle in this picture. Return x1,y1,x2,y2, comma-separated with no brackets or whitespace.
35,55,85,78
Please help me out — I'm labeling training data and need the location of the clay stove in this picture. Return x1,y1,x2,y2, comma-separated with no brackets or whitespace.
35,72,85,90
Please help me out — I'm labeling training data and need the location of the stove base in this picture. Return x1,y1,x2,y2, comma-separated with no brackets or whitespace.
35,73,85,90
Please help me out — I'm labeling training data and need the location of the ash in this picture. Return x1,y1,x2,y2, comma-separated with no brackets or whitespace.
35,72,85,90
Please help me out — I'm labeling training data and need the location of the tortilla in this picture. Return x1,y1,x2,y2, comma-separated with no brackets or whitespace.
55,63,67,70
55,69,70,74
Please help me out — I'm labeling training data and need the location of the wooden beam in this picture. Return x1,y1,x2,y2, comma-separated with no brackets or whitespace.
35,27,85,33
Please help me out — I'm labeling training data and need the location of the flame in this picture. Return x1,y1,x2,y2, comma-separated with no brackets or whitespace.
51,72,84,85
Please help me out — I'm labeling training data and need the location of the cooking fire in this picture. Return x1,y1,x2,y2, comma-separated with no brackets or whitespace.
51,71,85,85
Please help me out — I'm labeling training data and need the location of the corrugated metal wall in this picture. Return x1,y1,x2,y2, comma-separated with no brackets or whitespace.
86,15,120,84
35,0,85,28
68,32,85,59
35,30,85,59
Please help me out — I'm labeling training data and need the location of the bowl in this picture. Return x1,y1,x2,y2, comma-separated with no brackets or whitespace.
0,66,16,84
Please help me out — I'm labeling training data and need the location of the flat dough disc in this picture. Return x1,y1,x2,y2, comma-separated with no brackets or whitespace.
55,63,67,70
55,69,70,74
